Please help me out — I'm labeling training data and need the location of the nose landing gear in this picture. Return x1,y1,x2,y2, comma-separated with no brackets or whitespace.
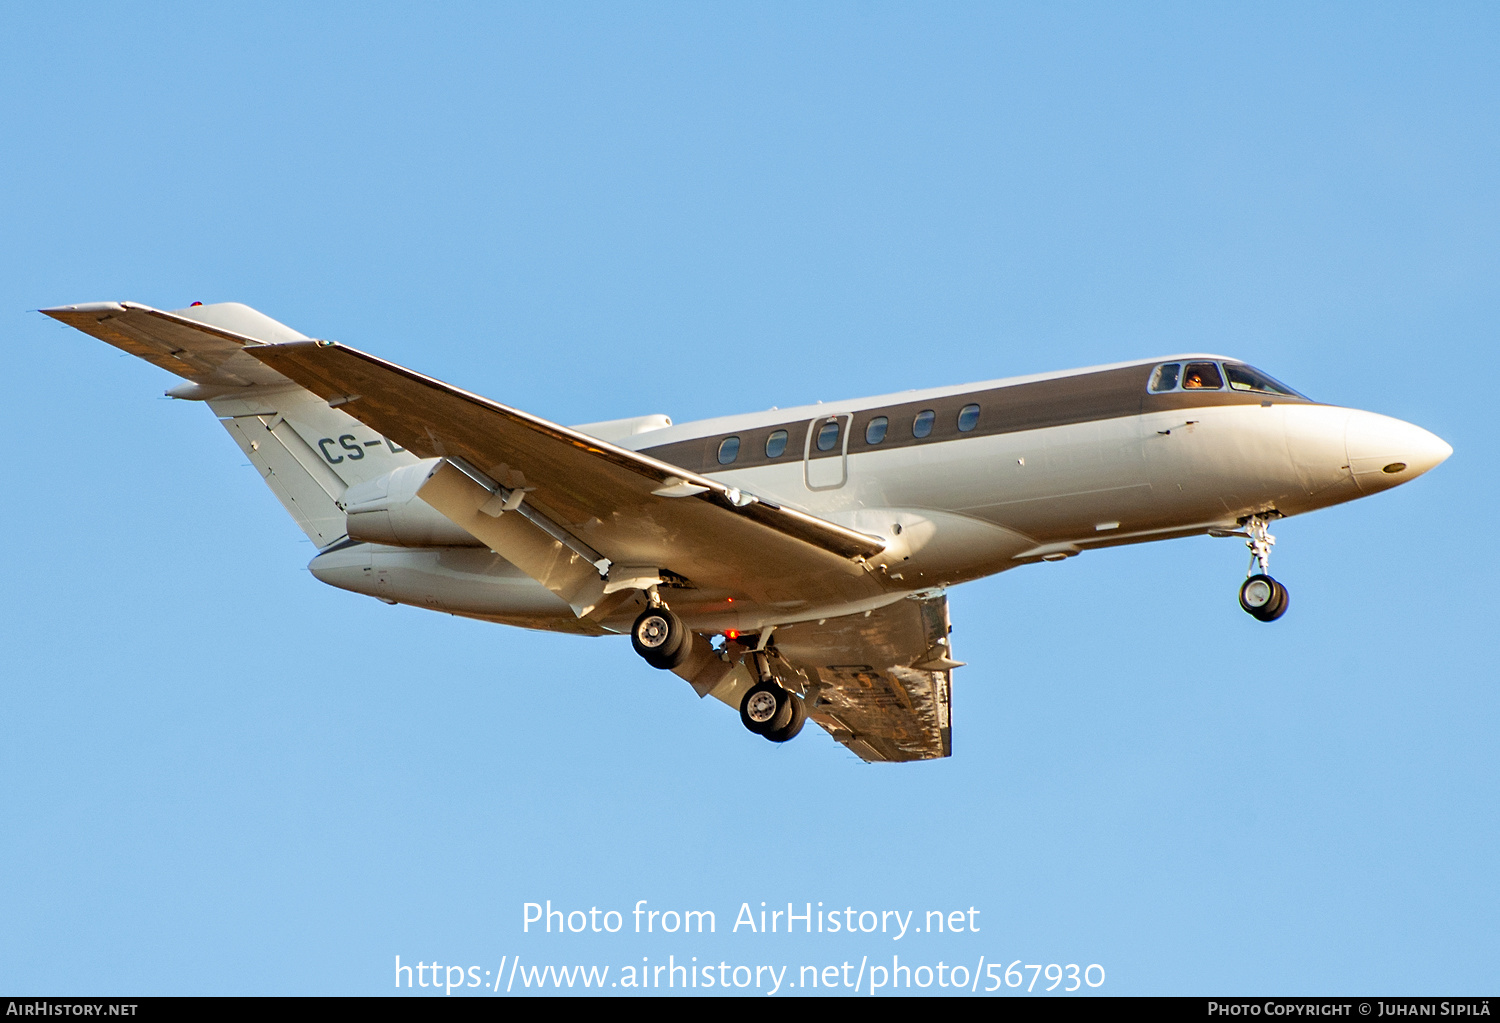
1239,574,1289,621
1237,516,1289,622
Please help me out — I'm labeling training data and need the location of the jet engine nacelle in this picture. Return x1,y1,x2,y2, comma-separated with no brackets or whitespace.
342,460,483,547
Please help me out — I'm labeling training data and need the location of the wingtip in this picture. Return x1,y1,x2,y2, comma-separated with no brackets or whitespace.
38,301,128,320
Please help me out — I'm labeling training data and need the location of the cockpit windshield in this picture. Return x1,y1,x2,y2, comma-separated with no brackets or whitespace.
1147,360,1306,399
1223,363,1305,397
1181,362,1223,389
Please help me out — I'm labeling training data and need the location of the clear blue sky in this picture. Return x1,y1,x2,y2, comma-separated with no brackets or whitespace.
2,2,1495,996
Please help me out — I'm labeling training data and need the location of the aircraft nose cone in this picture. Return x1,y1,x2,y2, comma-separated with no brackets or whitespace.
1345,409,1452,493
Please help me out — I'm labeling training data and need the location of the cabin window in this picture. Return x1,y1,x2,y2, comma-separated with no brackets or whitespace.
865,416,888,444
1180,362,1224,390
1149,363,1181,392
913,410,935,438
1225,363,1302,397
957,403,980,432
816,419,841,452
717,436,740,464
764,429,789,458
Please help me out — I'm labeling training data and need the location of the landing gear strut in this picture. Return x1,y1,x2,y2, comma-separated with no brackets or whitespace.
1238,516,1289,622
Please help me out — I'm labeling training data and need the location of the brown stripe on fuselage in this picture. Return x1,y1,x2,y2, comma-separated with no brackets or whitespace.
639,364,1317,475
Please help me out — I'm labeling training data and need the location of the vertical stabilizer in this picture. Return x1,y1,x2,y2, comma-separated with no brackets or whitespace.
210,387,420,547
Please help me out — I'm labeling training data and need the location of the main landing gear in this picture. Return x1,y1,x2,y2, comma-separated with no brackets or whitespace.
1237,516,1290,622
631,605,691,669
631,603,807,745
739,650,806,744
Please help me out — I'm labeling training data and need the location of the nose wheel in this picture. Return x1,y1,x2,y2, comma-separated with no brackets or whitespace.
1237,516,1290,622
1239,574,1289,621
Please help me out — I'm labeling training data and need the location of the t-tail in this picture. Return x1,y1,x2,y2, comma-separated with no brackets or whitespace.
41,300,428,549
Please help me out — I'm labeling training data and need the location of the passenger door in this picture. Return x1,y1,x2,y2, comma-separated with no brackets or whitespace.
803,414,852,491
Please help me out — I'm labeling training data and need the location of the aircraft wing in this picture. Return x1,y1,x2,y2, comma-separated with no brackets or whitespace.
41,301,300,389
246,340,887,615
773,593,959,762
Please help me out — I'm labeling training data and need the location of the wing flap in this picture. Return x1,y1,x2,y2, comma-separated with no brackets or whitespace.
775,594,957,762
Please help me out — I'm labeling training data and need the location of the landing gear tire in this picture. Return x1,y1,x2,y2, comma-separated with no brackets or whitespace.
740,681,792,736
763,692,806,743
1239,574,1289,622
631,608,690,669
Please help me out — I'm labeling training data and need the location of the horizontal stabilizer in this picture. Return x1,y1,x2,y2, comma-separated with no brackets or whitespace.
41,301,304,392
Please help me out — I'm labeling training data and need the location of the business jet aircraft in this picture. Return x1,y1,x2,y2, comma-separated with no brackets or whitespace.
44,300,1451,762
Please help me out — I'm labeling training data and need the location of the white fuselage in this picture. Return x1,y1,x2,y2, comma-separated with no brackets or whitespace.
307,354,1451,635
